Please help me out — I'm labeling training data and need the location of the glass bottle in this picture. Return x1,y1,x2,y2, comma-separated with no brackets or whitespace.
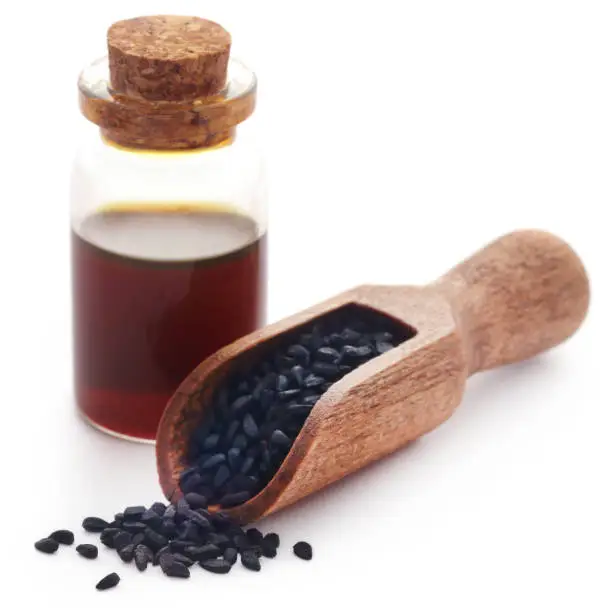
71,16,267,442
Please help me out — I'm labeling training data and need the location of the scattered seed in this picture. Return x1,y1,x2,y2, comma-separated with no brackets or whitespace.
82,517,109,532
34,538,59,554
76,543,98,559
162,560,190,578
241,550,261,572
293,541,312,560
49,530,74,545
224,547,238,565
200,558,232,574
96,572,120,590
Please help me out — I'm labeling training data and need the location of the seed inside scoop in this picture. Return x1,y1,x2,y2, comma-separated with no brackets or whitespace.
179,305,415,508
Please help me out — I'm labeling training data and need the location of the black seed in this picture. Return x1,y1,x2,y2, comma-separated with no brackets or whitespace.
376,340,394,354
374,331,394,342
132,532,145,546
341,344,373,360
141,510,163,529
227,447,242,472
290,365,305,386
213,464,231,489
230,395,253,415
260,388,275,408
118,543,135,563
287,403,314,416
304,374,325,388
223,420,241,446
100,528,120,548
49,530,74,545
112,531,132,551
275,373,289,392
162,559,190,578
311,361,340,378
240,456,255,475
206,533,232,549
224,547,238,564
241,550,261,571
293,541,313,560
219,491,251,508
287,344,310,365
270,429,291,447
200,558,232,574
185,543,221,560
303,394,320,405
181,473,203,494
200,453,227,470
340,327,362,343
123,505,146,521
187,510,212,530
34,538,59,554
153,545,171,565
76,543,98,559
176,496,191,516
232,433,248,451
114,513,125,524
96,573,120,591
174,554,195,567
242,413,259,439
316,346,341,362
134,545,153,571
180,521,202,543
160,520,177,538
262,544,277,558
169,540,193,553
159,552,176,570
263,532,280,550
150,502,167,516
144,528,168,551
202,433,220,450
246,528,264,544
82,517,109,532
123,521,147,532
163,504,177,520
185,492,209,509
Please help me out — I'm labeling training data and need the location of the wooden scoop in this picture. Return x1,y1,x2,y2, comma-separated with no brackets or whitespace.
156,230,589,523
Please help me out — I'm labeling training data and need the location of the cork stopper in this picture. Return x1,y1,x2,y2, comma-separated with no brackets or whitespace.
108,15,231,102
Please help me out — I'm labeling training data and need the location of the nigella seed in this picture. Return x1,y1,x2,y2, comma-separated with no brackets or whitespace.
276,374,289,391
96,573,120,591
153,545,171,566
340,327,362,343
176,496,191,516
242,413,259,439
174,554,195,567
200,453,226,470
293,541,313,560
123,521,147,532
163,504,176,520
303,394,320,405
76,543,98,559
224,547,238,565
187,510,212,530
304,374,325,388
246,528,264,545
227,447,242,472
49,530,74,545
230,395,253,415
200,558,232,574
150,502,167,516
270,429,292,447
219,491,251,508
112,531,132,551
287,403,314,416
290,365,305,386
223,420,241,446
132,532,145,546
341,344,373,360
123,505,146,521
186,544,221,560
82,516,110,532
376,340,394,354
207,533,232,549
144,529,168,551
134,545,153,571
162,560,190,578
140,510,163,529
311,361,340,379
213,465,231,488
202,433,220,450
316,346,341,362
241,550,261,572
185,492,209,509
100,528,120,548
35,538,59,554
264,533,280,550
160,520,177,538
232,433,248,451
287,344,310,365
118,543,135,563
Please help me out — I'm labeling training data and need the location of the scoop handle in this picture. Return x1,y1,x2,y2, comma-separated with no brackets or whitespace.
436,230,589,375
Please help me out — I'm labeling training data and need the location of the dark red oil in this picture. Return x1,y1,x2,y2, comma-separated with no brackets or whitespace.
72,203,266,441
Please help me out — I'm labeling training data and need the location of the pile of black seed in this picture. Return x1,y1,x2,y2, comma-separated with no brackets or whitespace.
35,501,313,590
180,306,414,507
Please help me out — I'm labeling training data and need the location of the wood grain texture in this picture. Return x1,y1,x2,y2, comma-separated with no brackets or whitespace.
156,231,590,523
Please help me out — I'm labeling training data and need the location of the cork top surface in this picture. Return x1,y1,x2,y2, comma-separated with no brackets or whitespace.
108,15,231,60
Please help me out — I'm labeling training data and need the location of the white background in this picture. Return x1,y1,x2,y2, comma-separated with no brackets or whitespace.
1,1,610,606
